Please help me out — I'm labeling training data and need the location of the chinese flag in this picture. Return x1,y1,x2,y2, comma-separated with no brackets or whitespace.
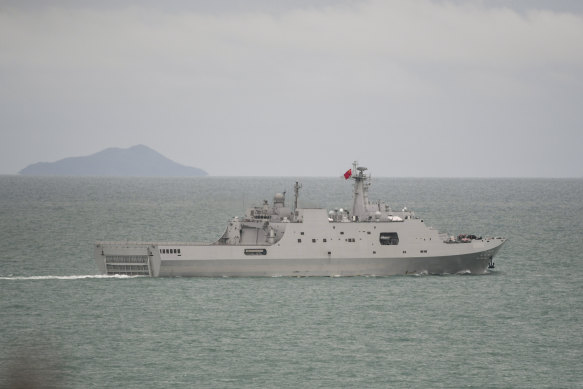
344,169,352,180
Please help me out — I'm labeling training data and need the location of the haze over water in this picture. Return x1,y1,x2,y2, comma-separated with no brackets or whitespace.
1,176,581,388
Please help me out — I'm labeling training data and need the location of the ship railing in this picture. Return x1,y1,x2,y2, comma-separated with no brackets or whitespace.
96,241,212,246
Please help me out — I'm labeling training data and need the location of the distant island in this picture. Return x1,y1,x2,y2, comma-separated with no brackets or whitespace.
19,145,208,177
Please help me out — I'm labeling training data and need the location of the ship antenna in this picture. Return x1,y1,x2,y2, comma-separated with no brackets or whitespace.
293,181,302,212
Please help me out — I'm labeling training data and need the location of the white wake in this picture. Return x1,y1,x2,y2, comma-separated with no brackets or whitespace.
0,274,138,280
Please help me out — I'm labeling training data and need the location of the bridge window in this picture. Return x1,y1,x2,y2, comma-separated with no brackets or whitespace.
379,232,399,245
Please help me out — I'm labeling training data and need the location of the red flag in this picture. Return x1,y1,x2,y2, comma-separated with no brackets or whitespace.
344,169,352,180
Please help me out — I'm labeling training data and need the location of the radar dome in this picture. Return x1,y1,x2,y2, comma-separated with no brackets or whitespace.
274,193,285,203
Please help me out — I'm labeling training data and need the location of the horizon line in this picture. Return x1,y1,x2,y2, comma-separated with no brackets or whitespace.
1,173,581,179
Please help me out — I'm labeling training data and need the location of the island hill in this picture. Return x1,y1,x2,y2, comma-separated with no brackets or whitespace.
19,145,208,177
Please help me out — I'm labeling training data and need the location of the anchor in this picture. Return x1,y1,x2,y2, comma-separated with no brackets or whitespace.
488,256,495,269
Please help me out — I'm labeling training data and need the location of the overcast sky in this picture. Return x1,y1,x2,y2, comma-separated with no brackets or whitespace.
1,0,582,177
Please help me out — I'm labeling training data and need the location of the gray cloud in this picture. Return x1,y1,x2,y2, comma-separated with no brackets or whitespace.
1,0,582,176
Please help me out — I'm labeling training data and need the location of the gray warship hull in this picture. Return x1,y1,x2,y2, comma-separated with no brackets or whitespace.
95,163,506,277
95,242,505,277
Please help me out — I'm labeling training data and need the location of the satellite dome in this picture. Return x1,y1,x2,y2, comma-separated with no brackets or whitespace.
274,193,285,203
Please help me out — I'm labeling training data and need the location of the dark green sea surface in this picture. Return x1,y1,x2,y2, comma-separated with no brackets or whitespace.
1,177,581,388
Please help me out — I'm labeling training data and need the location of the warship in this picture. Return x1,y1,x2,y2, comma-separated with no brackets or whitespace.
95,162,506,277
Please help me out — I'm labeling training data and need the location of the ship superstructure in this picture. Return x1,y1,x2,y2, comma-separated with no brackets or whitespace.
95,162,506,277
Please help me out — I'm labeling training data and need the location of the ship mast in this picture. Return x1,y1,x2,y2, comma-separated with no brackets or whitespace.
350,161,369,221
293,181,302,213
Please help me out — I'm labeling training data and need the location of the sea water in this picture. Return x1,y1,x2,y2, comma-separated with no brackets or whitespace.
0,176,581,388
